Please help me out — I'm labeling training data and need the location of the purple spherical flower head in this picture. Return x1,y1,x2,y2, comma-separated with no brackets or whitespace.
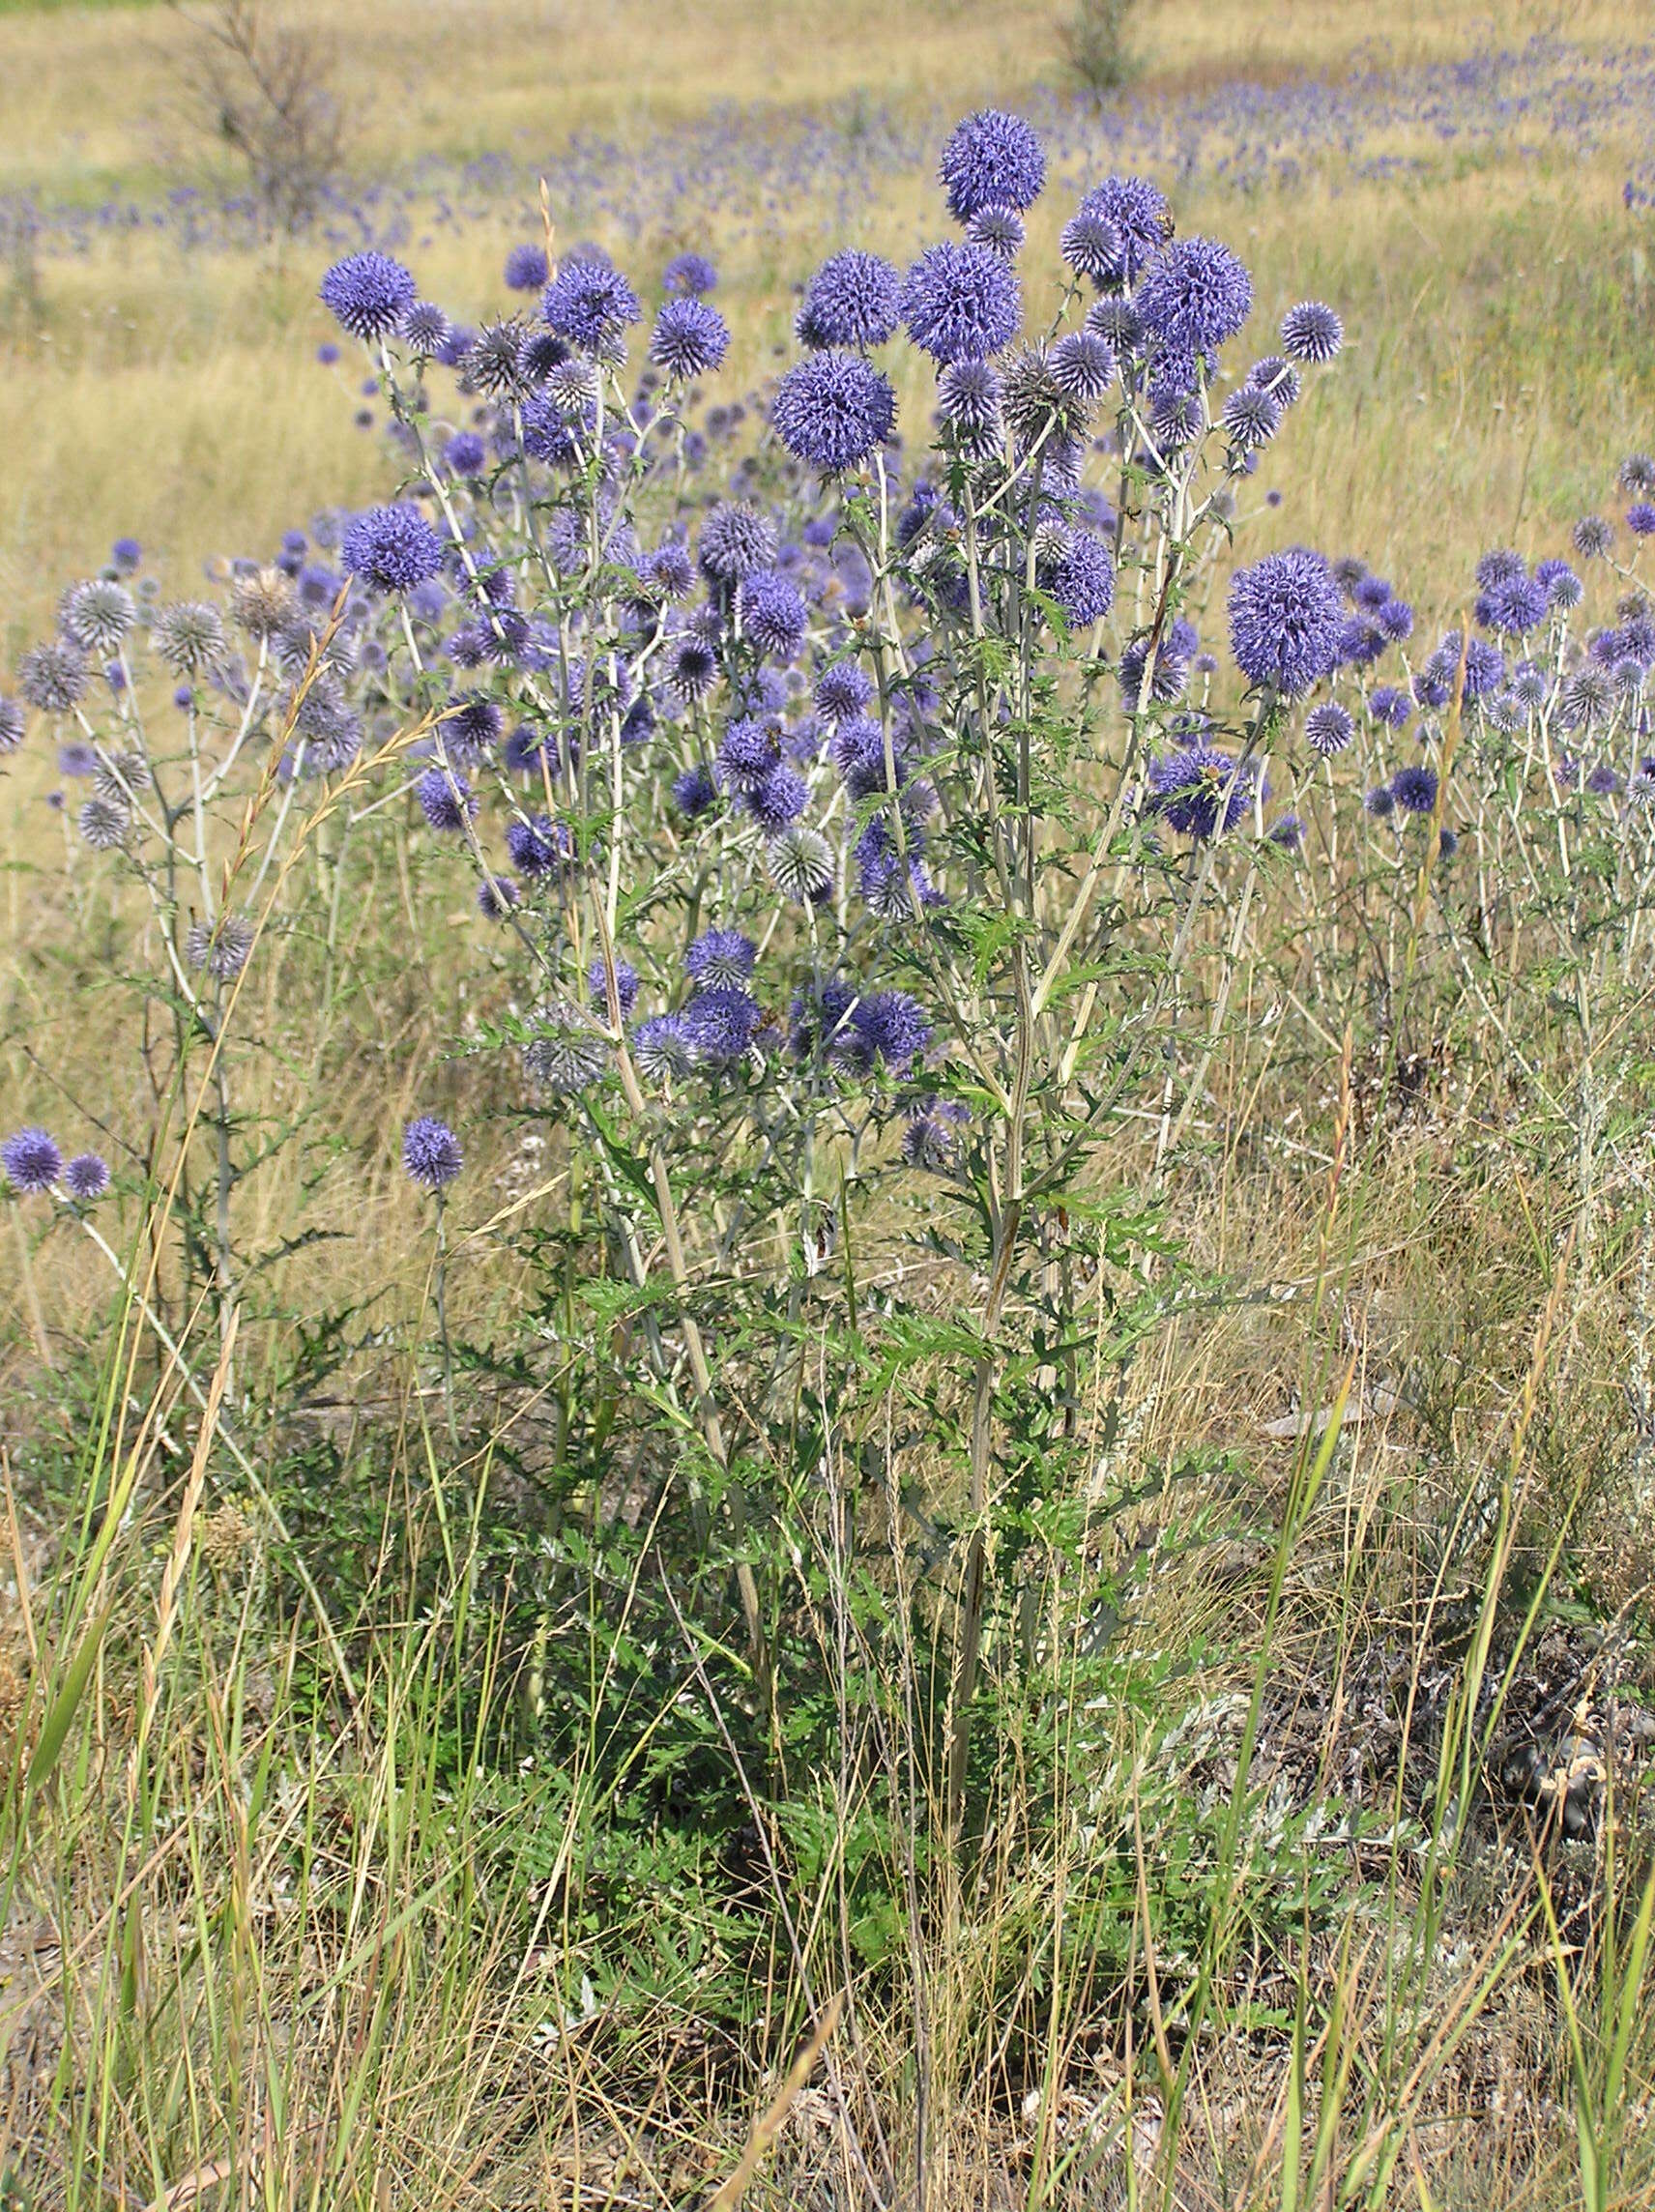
415,766,475,831
798,250,901,350
642,540,695,600
1149,745,1262,838
1304,701,1353,757
1474,548,1524,588
743,763,809,833
682,986,762,1067
1223,384,1280,451
773,350,896,474
1060,206,1125,288
1377,597,1414,642
718,715,780,789
699,501,777,584
1622,453,1655,494
1628,503,1655,538
967,204,1024,257
853,990,931,1073
341,504,445,595
1049,532,1115,627
633,1014,695,1080
1363,783,1397,819
1050,330,1116,404
588,956,640,1017
1075,177,1170,287
740,570,809,659
663,250,717,297
1390,763,1438,814
900,243,1021,364
1229,548,1344,696
478,875,519,918
1136,236,1252,360
1574,515,1613,559
505,242,550,292
1267,813,1305,851
403,1116,462,1191
685,927,757,989
2,1127,62,1193
320,251,416,342
542,260,641,351
444,430,487,477
936,358,1003,454
1536,559,1582,609
111,536,141,573
0,698,23,754
672,762,719,817
506,814,567,878
668,636,718,704
939,109,1045,223
1279,300,1343,364
18,639,89,713
650,296,730,379
1477,571,1549,637
63,1151,110,1202
1249,354,1301,407
816,662,874,721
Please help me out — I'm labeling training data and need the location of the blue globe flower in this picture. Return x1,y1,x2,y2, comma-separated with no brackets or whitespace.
650,296,730,379
341,504,445,594
320,251,417,341
939,110,1045,223
772,350,897,473
1137,236,1253,360
797,250,902,350
403,1116,462,1190
900,243,1021,364
1228,549,1344,696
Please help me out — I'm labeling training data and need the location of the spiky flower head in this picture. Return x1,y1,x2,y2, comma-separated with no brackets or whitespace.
465,319,531,397
186,912,255,979
401,300,451,358
1619,453,1655,494
521,1000,609,1095
1247,354,1301,408
900,242,1021,364
415,766,476,831
685,927,757,990
1049,329,1116,404
772,349,897,474
1074,177,1171,287
966,204,1025,257
668,636,718,704
938,109,1045,223
797,250,902,350
63,1152,110,1202
505,813,569,878
151,602,226,678
587,957,640,1018
477,874,519,919
768,824,835,901
1228,548,1344,696
77,795,130,850
663,250,718,297
682,986,763,1068
699,501,777,584
1148,744,1262,837
341,504,446,595
18,638,90,713
650,296,730,379
633,1014,695,1080
1048,531,1115,627
1222,383,1280,451
1136,235,1252,359
936,357,1003,457
320,252,417,341
1573,514,1613,559
0,699,23,753
232,566,296,638
740,570,810,659
1389,763,1438,814
2,1127,61,1193
1305,701,1354,756
903,1099,969,1169
1279,300,1343,364
403,1115,462,1190
1060,206,1125,287
542,260,641,352
505,242,550,292
60,578,136,655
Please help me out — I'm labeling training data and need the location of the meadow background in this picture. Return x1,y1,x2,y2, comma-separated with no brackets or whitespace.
2,0,1655,2206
